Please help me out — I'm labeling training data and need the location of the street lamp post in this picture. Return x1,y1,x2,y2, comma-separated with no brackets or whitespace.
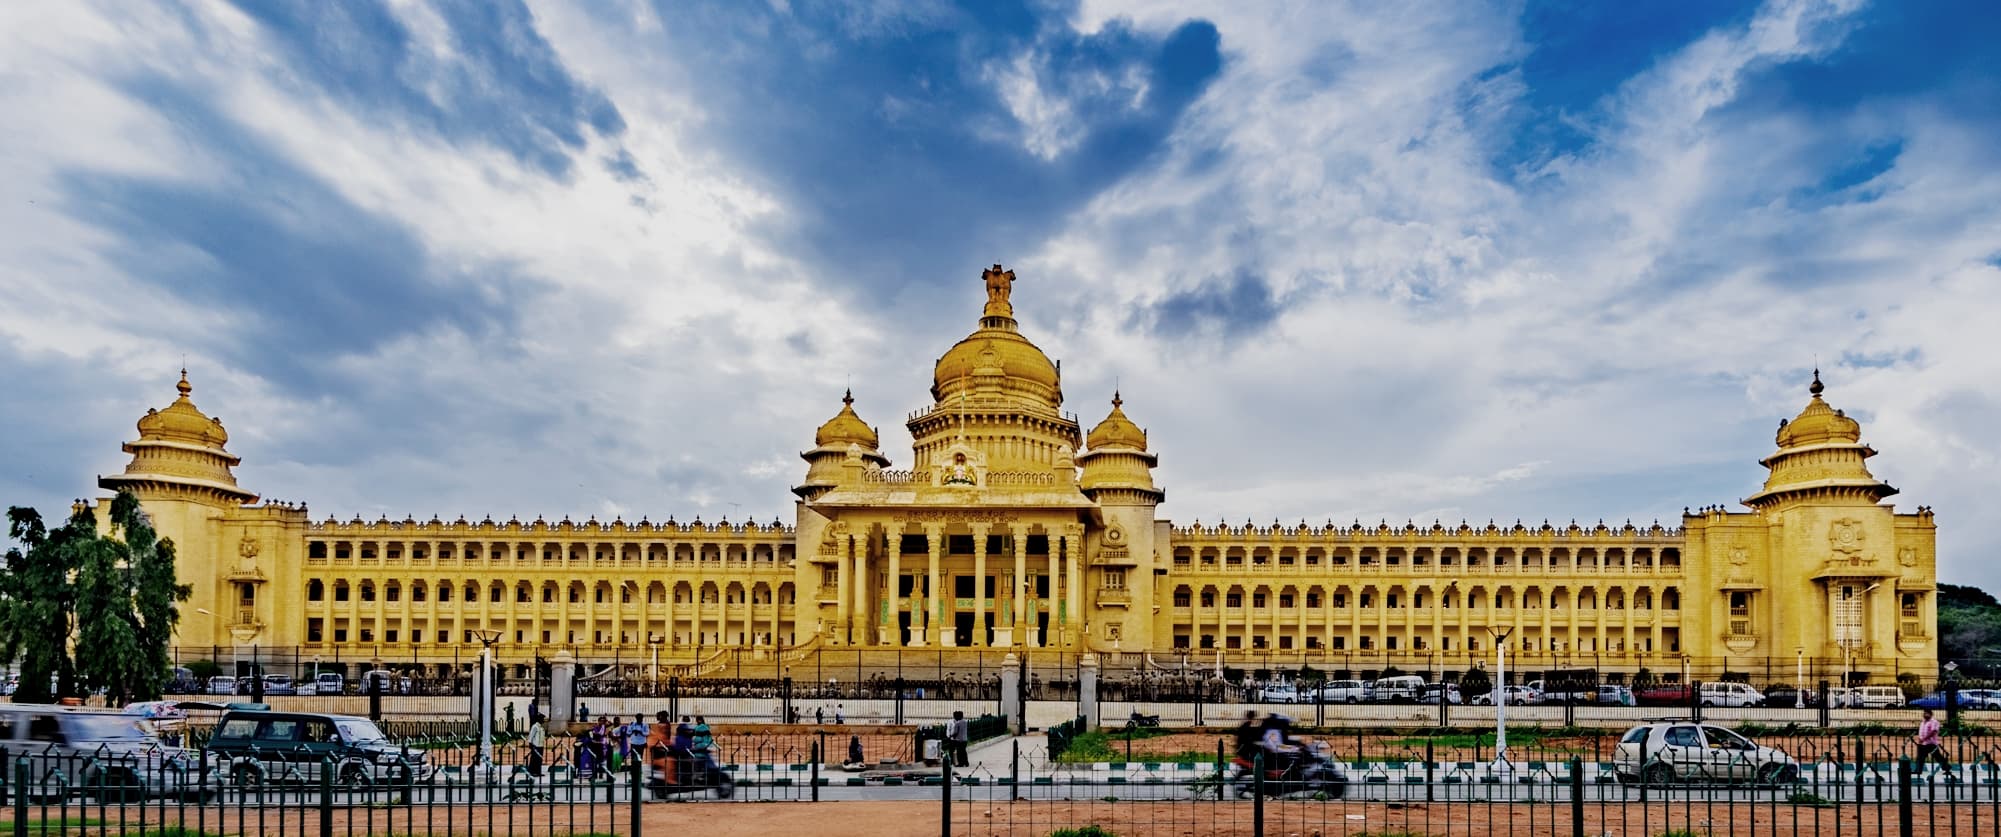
473,628,503,767
1795,647,1806,708
1486,626,1516,776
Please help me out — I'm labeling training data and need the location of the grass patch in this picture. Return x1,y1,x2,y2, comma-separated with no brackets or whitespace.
0,819,103,836
1788,791,1836,807
1055,731,1216,764
1048,827,1119,837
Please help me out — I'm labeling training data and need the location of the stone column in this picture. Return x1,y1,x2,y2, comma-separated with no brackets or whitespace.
999,653,1023,734
1065,526,1083,648
972,523,990,647
852,530,872,647
981,524,1007,647
929,525,949,646
1015,526,1037,647
549,649,576,726
884,523,904,646
1046,536,1062,649
1079,652,1100,729
835,527,852,646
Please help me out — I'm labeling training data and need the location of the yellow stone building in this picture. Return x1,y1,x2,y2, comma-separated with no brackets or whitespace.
92,266,1937,684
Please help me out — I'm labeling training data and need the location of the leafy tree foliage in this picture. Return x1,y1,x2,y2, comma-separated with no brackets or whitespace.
1,491,189,704
1939,583,2001,673
1460,665,1492,697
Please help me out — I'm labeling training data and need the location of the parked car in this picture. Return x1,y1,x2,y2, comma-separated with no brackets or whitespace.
0,704,215,802
1528,679,1596,704
1698,682,1765,708
1613,722,1799,786
1417,684,1463,705
1759,685,1821,708
260,675,297,696
1596,685,1637,707
1254,683,1299,703
206,676,238,696
166,667,200,694
1908,690,1998,710
1470,685,1542,706
1959,689,2001,710
1315,679,1369,704
1636,684,1695,706
206,710,429,788
1846,685,1906,709
313,672,346,696
1367,675,1426,703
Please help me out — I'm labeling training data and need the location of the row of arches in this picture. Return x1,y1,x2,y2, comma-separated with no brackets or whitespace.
305,538,796,565
305,577,797,606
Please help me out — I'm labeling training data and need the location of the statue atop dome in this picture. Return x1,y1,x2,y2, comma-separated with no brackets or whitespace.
983,264,1017,318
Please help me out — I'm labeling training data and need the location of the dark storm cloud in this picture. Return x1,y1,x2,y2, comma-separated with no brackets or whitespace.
1134,270,1282,341
224,0,624,177
633,0,1221,306
55,83,524,396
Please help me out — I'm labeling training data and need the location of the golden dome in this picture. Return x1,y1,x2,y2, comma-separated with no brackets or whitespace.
1086,392,1147,451
814,389,879,449
1775,369,1861,448
136,369,230,448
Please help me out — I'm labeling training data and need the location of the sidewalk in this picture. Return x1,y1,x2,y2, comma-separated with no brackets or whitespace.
962,733,1040,776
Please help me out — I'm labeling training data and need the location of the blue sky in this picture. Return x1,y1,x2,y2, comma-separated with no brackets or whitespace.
3,0,1999,588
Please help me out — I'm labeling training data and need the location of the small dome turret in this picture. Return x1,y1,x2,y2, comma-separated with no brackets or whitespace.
1085,391,1147,451
814,389,879,449
1774,369,1862,448
100,369,257,505
1745,369,1895,510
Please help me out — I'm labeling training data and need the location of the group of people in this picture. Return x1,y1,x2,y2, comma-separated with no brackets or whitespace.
522,708,715,783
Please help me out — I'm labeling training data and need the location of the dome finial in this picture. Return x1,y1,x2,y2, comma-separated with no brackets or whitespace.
176,367,192,398
1111,389,1122,408
1809,368,1824,397
842,388,854,406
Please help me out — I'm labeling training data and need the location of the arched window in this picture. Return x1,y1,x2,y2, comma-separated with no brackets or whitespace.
1663,588,1681,610
307,579,324,601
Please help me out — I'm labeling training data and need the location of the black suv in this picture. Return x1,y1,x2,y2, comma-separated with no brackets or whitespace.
204,710,427,787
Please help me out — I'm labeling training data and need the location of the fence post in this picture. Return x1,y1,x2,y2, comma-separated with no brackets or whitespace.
1818,679,1831,728
1252,750,1264,837
1216,740,1226,801
1569,756,1585,837
1855,735,1866,803
1690,680,1703,723
13,757,27,837
810,739,820,802
1421,739,1434,802
1010,739,1019,798
319,756,335,837
1897,757,1914,837
941,754,953,837
629,754,642,836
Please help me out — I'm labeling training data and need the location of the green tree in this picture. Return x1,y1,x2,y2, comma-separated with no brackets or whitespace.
2,505,82,703
1460,665,1492,697
2,491,188,704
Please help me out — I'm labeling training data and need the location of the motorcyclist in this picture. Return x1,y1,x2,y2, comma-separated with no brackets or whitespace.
1233,711,1261,763
1257,714,1302,775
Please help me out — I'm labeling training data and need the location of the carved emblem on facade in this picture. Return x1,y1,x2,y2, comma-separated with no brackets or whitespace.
1828,518,1864,557
238,536,259,559
1728,546,1747,565
1899,547,1917,567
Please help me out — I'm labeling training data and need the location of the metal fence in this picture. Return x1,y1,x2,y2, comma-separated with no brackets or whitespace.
3,730,1997,836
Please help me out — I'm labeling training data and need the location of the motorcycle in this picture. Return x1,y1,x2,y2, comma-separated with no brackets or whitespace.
1125,712,1161,730
646,749,736,799
1231,741,1347,799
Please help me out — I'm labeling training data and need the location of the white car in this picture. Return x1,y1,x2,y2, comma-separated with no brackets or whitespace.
1470,685,1541,706
1614,722,1799,786
1367,675,1426,703
1698,682,1765,708
1255,684,1299,703
1316,680,1369,704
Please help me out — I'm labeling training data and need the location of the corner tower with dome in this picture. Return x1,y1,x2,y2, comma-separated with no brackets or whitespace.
73,265,1936,686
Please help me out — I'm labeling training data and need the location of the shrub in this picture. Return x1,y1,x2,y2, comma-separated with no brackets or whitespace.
1048,827,1119,837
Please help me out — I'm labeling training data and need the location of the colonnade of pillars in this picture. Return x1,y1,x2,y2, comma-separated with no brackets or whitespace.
828,521,1085,648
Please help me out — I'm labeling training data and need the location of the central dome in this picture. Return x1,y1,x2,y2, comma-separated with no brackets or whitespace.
929,265,1062,412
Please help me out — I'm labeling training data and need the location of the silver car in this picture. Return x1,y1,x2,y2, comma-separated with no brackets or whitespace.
0,704,216,803
1614,722,1799,785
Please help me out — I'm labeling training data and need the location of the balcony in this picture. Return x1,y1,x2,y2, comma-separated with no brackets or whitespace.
1096,589,1131,607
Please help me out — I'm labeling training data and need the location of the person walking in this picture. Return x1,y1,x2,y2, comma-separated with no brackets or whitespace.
625,714,650,772
835,704,846,724
1915,709,1951,774
691,715,713,758
947,710,970,767
647,711,675,786
526,713,547,778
